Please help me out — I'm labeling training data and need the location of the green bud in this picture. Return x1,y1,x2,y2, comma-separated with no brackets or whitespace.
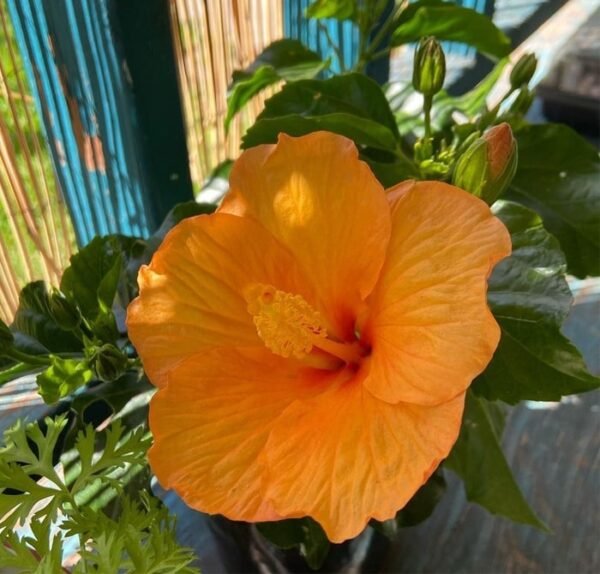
414,137,434,163
412,37,446,96
510,53,537,88
420,158,451,179
457,130,481,154
453,123,517,205
510,87,535,116
0,319,14,354
49,289,81,330
89,344,128,382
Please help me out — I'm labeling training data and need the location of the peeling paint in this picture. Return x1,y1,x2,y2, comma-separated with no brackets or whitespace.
55,138,66,165
56,65,106,173
83,134,106,172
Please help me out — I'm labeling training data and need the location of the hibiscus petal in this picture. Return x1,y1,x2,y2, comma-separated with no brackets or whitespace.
219,132,391,338
148,348,323,522
127,213,315,387
364,180,512,405
264,369,465,542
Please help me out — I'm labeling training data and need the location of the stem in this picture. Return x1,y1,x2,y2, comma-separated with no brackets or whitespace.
356,2,403,70
6,348,51,366
79,534,88,573
423,94,433,138
79,316,95,339
73,324,89,342
317,21,346,73
479,87,516,129
21,546,70,574
66,491,89,572
499,86,517,106
355,15,371,72
369,47,392,63
3,349,86,368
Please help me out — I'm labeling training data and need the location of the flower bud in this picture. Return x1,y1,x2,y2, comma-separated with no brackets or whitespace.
510,53,537,88
49,289,81,330
413,37,446,96
0,319,14,355
510,87,534,116
89,344,128,382
453,123,517,205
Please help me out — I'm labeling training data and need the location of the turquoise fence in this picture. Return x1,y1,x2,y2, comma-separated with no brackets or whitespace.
6,0,192,245
6,0,563,246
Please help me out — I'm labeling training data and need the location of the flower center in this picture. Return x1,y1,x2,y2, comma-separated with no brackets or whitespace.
244,283,364,367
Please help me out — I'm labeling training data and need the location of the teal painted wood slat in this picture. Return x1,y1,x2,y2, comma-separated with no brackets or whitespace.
6,0,193,245
283,0,361,76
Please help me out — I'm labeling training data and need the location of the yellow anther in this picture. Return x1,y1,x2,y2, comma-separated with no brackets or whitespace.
245,284,326,359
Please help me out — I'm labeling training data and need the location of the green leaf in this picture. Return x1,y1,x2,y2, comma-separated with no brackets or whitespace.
70,419,150,497
36,356,94,404
0,528,52,571
61,235,147,342
395,110,424,136
255,73,400,138
97,252,124,313
258,518,330,570
11,282,81,353
226,39,328,130
243,113,398,151
446,392,546,528
391,1,511,59
0,416,196,573
508,123,600,278
243,74,401,151
71,371,153,421
7,331,50,357
476,201,600,403
0,415,70,529
60,236,126,321
199,158,233,203
363,155,419,187
372,470,446,538
395,470,446,527
306,0,357,20
70,494,199,573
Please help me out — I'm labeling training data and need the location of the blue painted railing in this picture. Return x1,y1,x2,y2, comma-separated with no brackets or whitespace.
7,0,153,245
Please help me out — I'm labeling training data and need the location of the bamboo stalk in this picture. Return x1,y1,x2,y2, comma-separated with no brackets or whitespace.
0,50,58,276
0,237,20,316
0,163,36,285
0,2,76,321
0,119,58,281
169,0,283,190
0,6,67,267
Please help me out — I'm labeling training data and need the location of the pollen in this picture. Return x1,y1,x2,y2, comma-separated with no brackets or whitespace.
245,283,326,359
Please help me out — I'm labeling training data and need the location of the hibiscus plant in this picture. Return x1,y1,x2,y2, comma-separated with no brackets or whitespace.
1,1,599,572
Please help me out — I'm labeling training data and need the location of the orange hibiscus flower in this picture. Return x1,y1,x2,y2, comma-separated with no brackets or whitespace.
127,131,511,543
